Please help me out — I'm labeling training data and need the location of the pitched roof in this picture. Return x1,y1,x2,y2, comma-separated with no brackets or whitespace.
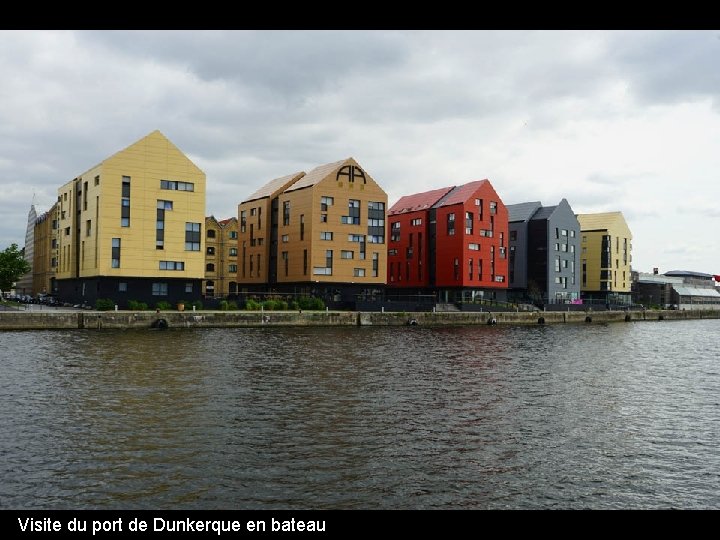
433,180,489,208
243,171,305,203
507,201,542,222
388,186,454,215
284,158,349,193
531,205,557,221
576,211,628,231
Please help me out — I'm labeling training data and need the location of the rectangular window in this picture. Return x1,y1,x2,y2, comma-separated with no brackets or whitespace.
207,246,215,255
391,221,401,242
447,213,455,236
303,249,308,276
342,199,361,225
354,268,366,277
240,210,247,233
489,201,497,215
118,282,127,292
300,214,305,240
411,218,422,226
152,283,168,296
111,238,121,268
468,258,473,280
282,234,289,243
510,230,517,241
283,200,290,226
555,256,561,272
570,230,576,238
185,222,201,250
229,264,237,273
86,219,91,237
341,250,354,259
94,175,100,186
320,196,334,211
229,231,238,239
282,251,289,277
313,267,332,275
561,229,568,236
157,200,173,210
321,214,328,223
320,231,333,240
229,248,238,256
121,175,131,227
326,249,333,270
185,283,193,293
372,252,379,277
555,227,560,239
160,180,194,191
465,211,473,235
159,261,185,270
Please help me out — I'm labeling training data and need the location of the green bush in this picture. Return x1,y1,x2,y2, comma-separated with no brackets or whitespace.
155,301,172,311
191,300,203,310
297,296,325,310
127,300,148,311
261,299,277,311
245,299,261,311
289,300,299,310
95,298,115,311
219,300,229,311
227,300,238,310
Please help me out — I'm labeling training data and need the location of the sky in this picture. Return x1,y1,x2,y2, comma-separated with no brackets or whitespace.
1,30,718,274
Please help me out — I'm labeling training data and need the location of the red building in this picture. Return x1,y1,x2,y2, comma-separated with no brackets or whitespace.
387,180,509,303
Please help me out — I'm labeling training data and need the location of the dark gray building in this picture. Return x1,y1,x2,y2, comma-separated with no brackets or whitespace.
507,199,580,306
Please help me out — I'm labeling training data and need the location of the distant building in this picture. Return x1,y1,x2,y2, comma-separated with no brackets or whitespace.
54,130,206,307
506,199,580,306
387,179,509,303
32,202,59,296
237,158,388,307
14,204,37,295
204,216,239,298
576,211,633,306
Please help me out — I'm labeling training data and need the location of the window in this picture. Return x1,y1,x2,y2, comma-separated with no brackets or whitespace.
570,245,575,253
469,243,480,251
313,267,332,275
570,230,576,238
94,175,100,186
499,247,506,259
185,283,193,293
321,214,327,223
389,249,398,256
555,243,560,251
468,258,473,280
561,243,567,252
160,261,185,270
582,235,587,243
489,201,497,215
342,199,361,225
157,200,173,210
563,259,569,269
156,205,167,250
303,249,307,276
152,283,168,296
321,196,334,211
207,229,216,238
368,202,384,239
320,231,333,241
240,211,247,233
391,221,400,242
411,218,422,226
86,220,91,237
161,180,194,191
282,235,289,243
453,257,459,280
283,200,290,226
555,256,561,272
185,222,201,250
300,214,305,240
206,263,215,272
510,230,517,241
250,208,256,216
206,280,215,292
561,229,568,236
353,268,366,277
121,176,131,227
475,198,481,206
229,248,238,256
465,211,473,235
65,227,70,236
207,246,215,255
229,264,237,273
111,238,121,268
341,250,354,259
447,213,455,236
229,231,238,239
118,282,127,292
348,234,364,242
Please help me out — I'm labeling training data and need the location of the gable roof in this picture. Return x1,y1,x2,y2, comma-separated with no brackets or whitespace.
507,201,542,222
576,211,628,231
433,180,489,208
284,158,348,193
244,171,305,203
388,186,454,216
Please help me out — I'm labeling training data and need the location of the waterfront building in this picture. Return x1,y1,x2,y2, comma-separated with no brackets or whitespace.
632,269,720,310
204,216,239,298
32,202,59,296
237,158,388,307
54,130,206,307
576,211,633,306
507,199,580,306
14,204,37,295
386,179,509,304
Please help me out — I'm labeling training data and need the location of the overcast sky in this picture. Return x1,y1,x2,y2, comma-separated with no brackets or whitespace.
1,30,718,274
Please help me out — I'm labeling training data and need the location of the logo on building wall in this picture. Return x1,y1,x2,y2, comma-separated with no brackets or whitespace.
336,165,367,184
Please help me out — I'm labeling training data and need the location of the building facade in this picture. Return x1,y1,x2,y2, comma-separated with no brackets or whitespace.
54,130,206,307
14,204,37,295
507,199,580,306
204,216,239,298
32,202,59,296
237,158,388,306
387,180,509,303
576,211,633,306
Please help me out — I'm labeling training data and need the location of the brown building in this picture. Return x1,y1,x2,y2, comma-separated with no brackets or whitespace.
204,216,239,298
32,202,59,296
237,158,388,307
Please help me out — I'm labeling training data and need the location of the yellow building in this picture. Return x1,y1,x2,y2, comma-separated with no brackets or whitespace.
204,216,239,297
32,202,59,295
55,130,206,307
577,211,633,305
237,158,388,306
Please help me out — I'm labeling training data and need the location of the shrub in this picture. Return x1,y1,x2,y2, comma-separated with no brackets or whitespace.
218,300,229,311
245,299,261,311
191,300,203,310
227,300,238,310
289,300,299,310
128,300,148,311
155,301,172,311
298,296,325,310
95,298,115,311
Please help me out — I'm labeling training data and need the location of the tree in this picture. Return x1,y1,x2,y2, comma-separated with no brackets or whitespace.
0,244,31,292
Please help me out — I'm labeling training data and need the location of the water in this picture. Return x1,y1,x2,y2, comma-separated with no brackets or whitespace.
1,320,719,509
